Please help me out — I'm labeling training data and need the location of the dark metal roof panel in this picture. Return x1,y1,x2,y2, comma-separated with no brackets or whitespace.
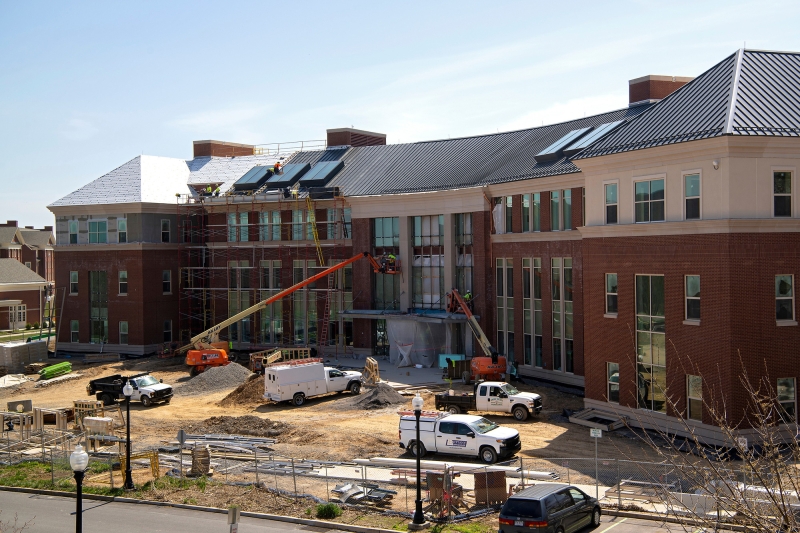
732,51,800,136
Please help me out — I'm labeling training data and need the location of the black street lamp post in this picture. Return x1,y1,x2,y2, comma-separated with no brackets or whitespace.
123,380,135,490
410,393,427,529
70,444,89,533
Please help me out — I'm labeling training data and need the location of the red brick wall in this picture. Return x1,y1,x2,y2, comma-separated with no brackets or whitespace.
0,289,42,328
351,217,372,351
193,141,254,158
629,79,689,103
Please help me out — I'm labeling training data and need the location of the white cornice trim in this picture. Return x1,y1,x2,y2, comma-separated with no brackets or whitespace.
48,202,177,216
485,174,584,196
579,219,800,238
0,282,46,291
349,188,487,218
493,230,583,243
54,243,182,252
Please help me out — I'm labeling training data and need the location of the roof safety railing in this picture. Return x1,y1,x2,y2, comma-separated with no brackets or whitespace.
253,139,327,156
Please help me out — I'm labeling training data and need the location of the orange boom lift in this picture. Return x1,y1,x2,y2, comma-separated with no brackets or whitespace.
446,288,506,384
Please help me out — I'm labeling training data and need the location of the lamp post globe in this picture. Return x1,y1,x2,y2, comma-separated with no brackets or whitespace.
411,392,426,528
70,444,89,533
122,380,135,490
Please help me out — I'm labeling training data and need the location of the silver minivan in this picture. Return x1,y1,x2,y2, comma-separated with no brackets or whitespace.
498,483,601,533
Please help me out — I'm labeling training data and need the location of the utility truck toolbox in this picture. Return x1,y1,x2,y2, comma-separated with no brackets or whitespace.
264,359,362,406
398,411,520,464
434,381,542,421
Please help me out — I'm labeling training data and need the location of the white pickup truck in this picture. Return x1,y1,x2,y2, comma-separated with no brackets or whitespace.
399,411,521,464
434,382,543,421
264,360,362,406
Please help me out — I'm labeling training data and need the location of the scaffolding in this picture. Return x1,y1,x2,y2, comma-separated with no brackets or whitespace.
176,187,353,360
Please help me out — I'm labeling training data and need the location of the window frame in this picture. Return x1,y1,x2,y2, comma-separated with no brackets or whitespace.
119,270,128,295
163,320,172,343
161,219,170,243
604,181,619,225
682,170,702,221
119,321,128,345
778,377,796,423
776,274,795,324
69,220,78,244
118,217,127,243
773,168,794,218
605,273,618,317
70,271,79,295
635,273,667,413
633,175,666,224
162,270,172,295
687,374,702,422
685,275,700,323
505,196,513,234
70,320,79,343
88,219,108,244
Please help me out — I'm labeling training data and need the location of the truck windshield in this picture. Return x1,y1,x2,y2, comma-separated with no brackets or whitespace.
470,418,499,434
501,384,520,395
135,376,159,387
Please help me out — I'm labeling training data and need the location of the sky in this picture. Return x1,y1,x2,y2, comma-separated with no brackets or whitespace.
1,0,799,228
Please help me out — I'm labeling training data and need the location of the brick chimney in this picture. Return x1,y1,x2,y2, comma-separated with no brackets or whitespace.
0,221,18,227
43,226,53,232
24,226,33,229
193,140,255,158
629,75,694,106
326,128,386,148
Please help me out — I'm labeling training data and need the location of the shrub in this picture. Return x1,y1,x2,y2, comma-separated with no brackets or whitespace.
32,322,39,329
25,324,32,330
315,503,342,519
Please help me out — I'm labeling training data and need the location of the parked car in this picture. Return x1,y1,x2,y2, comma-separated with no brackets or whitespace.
434,381,542,420
398,411,520,464
86,373,173,407
498,483,601,533
264,359,362,406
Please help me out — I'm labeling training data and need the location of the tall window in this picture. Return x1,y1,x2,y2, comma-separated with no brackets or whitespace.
774,171,792,217
69,220,78,244
531,193,541,231
605,274,618,315
228,213,237,242
328,207,352,239
161,219,170,243
119,271,128,295
684,173,700,220
635,179,665,223
292,210,313,241
88,220,107,244
636,274,666,412
375,217,400,247
607,363,619,403
70,271,78,294
228,213,250,242
259,260,282,344
778,377,796,423
505,197,513,233
163,320,172,343
496,258,513,359
563,190,572,230
70,320,79,343
229,260,252,343
89,271,108,344
687,375,702,421
412,215,445,309
119,321,129,345
776,275,794,321
455,213,473,296
685,275,700,321
259,211,281,241
605,184,618,224
551,191,560,231
522,195,530,232
118,218,127,243
551,258,573,372
162,270,171,294
523,258,541,366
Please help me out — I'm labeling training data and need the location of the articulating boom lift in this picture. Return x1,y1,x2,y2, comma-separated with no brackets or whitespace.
446,288,506,384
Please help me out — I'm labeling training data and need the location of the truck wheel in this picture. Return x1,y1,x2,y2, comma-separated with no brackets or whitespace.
100,393,115,406
448,405,461,414
227,352,237,362
348,382,361,395
189,366,200,377
480,446,498,464
292,393,306,406
140,395,152,407
408,440,426,458
512,405,529,421
591,506,601,527
461,371,471,385
163,397,172,405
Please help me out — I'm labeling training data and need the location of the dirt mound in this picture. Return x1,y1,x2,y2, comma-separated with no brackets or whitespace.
219,374,263,406
336,382,408,411
191,415,289,437
176,363,254,396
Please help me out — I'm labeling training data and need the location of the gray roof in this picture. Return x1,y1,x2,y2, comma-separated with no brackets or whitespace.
0,259,46,284
576,49,800,159
285,106,650,196
188,153,294,193
0,227,21,247
19,229,54,249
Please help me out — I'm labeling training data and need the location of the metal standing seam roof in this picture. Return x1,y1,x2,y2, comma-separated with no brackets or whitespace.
0,259,47,284
281,106,650,197
576,49,800,159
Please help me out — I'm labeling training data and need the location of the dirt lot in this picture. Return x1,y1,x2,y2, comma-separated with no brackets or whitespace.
0,357,661,463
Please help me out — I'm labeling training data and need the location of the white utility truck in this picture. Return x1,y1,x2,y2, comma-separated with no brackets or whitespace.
264,359,363,406
398,410,521,464
434,381,543,421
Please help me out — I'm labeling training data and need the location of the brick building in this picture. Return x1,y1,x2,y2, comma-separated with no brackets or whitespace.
0,222,54,330
48,49,800,444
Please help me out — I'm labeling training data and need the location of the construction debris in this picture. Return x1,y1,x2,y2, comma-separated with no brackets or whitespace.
362,357,380,386
176,363,254,396
25,362,50,374
219,373,263,406
189,415,289,438
337,383,407,411
0,374,31,389
34,373,82,388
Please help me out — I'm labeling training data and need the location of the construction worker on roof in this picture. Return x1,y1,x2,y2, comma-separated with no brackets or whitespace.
205,185,212,195
464,290,473,311
214,185,221,197
274,161,282,174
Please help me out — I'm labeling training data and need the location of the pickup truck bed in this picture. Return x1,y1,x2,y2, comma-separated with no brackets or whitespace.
434,393,476,412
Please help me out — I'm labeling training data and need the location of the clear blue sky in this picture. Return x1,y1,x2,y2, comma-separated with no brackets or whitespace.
1,0,799,228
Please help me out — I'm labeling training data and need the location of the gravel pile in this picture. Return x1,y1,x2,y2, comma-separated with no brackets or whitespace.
336,382,408,411
189,415,289,437
219,374,264,406
176,363,254,396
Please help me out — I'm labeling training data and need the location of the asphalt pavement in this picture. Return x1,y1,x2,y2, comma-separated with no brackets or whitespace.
0,490,713,533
